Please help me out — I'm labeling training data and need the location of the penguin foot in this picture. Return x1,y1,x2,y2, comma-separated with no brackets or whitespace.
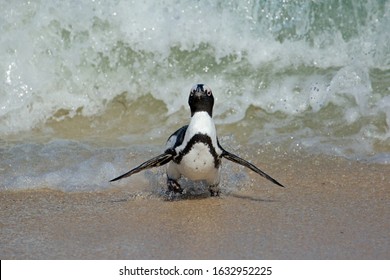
167,178,183,194
209,184,220,196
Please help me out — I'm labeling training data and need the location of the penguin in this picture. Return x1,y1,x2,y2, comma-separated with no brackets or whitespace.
110,84,285,196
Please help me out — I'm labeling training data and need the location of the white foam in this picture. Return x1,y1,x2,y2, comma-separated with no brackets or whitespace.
1,1,389,133
1,0,389,172
1,140,137,191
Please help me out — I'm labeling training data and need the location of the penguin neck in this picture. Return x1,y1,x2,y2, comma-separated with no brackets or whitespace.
190,106,213,117
187,111,216,138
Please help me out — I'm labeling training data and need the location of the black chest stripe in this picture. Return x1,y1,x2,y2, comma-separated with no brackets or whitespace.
174,133,221,168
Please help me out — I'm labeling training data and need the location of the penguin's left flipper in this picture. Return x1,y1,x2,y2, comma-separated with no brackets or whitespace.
220,148,285,188
110,152,173,182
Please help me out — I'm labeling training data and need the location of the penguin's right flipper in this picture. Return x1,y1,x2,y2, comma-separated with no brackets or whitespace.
110,152,173,182
220,148,285,188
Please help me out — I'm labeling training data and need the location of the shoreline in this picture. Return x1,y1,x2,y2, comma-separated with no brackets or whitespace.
1,154,389,259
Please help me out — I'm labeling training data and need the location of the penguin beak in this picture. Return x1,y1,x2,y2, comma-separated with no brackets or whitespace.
194,90,205,98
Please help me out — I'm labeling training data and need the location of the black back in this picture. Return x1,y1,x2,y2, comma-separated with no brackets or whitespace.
167,125,188,150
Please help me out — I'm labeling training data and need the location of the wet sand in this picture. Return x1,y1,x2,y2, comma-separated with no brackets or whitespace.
1,153,389,259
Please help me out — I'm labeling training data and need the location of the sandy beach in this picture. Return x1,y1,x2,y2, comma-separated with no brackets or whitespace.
1,153,389,259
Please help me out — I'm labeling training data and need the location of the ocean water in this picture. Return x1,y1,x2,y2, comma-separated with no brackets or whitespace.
1,0,389,191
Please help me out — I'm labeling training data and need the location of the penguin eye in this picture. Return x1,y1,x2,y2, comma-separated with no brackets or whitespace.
190,90,195,96
205,90,212,96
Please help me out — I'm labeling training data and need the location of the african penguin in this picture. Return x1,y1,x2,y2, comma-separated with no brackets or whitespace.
110,84,285,196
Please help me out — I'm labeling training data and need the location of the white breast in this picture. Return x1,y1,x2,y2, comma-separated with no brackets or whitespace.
177,112,220,154
169,111,222,184
178,142,216,180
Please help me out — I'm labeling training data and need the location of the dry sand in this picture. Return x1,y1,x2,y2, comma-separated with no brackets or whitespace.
1,153,389,259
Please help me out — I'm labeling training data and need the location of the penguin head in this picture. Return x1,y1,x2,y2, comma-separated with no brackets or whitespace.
188,84,214,117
